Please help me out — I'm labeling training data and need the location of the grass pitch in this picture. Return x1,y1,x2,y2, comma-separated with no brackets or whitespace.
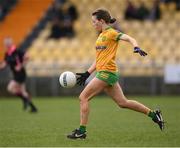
0,96,180,147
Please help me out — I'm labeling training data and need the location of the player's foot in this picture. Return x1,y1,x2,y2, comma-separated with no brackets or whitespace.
30,107,38,113
67,129,86,139
28,101,38,113
152,109,165,130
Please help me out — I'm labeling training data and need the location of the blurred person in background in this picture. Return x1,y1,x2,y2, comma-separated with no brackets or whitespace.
149,0,161,21
67,8,164,139
124,0,138,20
174,0,180,10
124,0,161,21
0,37,38,113
48,0,78,39
136,2,150,20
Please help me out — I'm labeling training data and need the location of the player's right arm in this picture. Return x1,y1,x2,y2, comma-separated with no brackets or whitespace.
0,61,7,69
119,34,147,56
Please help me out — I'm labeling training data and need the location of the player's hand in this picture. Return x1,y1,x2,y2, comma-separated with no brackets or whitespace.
76,71,90,86
134,47,147,56
0,61,6,69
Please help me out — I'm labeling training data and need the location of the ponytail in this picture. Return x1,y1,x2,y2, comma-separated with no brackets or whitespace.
110,18,116,24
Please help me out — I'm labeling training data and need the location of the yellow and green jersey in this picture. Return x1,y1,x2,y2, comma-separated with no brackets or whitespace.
95,27,123,72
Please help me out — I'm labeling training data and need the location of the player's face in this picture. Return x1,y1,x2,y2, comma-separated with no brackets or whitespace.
4,38,13,50
92,15,103,31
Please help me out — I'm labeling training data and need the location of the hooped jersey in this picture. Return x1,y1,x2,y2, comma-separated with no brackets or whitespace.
95,27,123,72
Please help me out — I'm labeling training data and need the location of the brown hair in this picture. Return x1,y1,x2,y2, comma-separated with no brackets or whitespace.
92,8,116,24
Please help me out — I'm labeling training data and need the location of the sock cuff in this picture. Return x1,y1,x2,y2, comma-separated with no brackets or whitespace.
148,110,156,119
79,125,86,133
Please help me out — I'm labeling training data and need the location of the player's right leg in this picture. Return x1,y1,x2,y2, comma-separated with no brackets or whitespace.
7,80,28,110
7,80,20,94
67,77,107,139
7,80,37,112
104,83,164,130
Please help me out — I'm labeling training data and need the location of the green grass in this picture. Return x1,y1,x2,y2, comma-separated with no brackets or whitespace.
0,96,180,147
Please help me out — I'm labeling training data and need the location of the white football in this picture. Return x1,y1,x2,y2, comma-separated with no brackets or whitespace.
59,71,76,88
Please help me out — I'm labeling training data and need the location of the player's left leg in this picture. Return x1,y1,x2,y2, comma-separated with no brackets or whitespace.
104,83,150,113
104,83,164,130
67,77,107,139
20,83,38,113
7,80,20,94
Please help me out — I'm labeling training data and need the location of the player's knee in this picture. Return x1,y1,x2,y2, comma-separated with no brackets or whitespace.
7,85,20,94
79,94,83,102
7,85,13,93
118,100,128,108
22,91,28,98
79,93,88,101
79,95,86,103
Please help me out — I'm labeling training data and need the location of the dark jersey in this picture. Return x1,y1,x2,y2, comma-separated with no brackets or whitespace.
5,49,26,83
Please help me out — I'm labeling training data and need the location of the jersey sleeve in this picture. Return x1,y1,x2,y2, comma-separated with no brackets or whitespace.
109,30,123,41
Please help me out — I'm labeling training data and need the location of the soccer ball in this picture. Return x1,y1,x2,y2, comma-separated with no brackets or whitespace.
59,71,76,88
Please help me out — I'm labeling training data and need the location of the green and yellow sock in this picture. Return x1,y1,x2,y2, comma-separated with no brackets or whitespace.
148,110,156,119
79,125,86,133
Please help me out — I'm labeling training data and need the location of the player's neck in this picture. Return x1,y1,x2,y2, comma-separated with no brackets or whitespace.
102,24,110,31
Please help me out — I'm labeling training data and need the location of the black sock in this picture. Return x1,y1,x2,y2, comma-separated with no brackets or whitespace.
29,101,37,110
15,92,37,110
16,92,28,104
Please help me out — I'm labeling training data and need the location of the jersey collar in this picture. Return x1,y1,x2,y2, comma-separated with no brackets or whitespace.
105,26,112,30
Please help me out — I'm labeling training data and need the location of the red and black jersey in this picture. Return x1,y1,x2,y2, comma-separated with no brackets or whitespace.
4,45,26,83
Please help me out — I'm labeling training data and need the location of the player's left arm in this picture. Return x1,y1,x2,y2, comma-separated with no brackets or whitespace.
119,34,147,56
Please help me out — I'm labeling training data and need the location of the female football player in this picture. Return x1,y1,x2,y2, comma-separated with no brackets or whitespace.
0,37,38,113
67,9,164,139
